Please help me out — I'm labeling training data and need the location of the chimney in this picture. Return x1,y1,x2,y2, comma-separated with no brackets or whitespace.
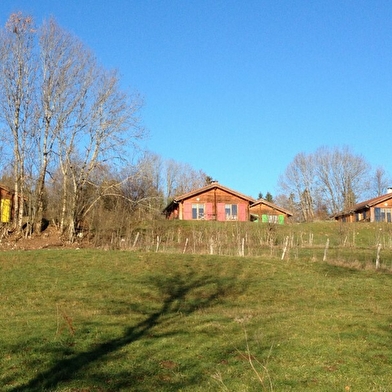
387,187,392,194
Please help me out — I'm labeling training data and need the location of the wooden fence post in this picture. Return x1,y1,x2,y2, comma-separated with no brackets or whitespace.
281,236,289,260
182,238,189,254
240,237,245,257
376,243,381,269
323,238,330,262
132,232,140,249
209,237,214,255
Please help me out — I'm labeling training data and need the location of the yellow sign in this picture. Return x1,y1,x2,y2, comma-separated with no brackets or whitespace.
1,199,11,223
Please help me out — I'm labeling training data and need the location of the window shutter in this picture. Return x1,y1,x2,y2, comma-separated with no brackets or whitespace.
206,203,213,220
217,203,226,221
238,204,246,221
183,202,193,220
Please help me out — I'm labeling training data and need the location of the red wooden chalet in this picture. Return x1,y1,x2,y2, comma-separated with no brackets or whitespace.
163,182,256,221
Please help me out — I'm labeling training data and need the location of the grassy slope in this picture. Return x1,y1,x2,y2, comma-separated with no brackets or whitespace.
116,220,392,265
1,240,392,391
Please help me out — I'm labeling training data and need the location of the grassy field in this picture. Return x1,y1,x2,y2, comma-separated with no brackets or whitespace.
1,223,392,391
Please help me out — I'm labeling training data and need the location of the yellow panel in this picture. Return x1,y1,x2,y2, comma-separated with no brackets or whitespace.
1,199,11,223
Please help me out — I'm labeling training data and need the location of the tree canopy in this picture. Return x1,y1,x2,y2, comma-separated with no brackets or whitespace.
0,13,144,240
278,146,381,221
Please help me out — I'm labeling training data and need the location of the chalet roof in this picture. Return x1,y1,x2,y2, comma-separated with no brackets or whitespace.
250,198,293,217
335,192,392,217
174,182,256,203
163,182,256,212
0,183,13,194
353,193,392,210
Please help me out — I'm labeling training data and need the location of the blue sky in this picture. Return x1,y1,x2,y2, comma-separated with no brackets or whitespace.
1,1,392,199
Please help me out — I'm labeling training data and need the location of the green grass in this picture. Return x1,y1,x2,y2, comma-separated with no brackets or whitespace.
1,248,392,391
115,220,392,262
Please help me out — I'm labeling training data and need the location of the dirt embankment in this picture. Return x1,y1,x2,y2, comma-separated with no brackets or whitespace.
0,225,87,250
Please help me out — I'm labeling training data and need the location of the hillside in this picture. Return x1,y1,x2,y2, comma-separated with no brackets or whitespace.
1,250,392,391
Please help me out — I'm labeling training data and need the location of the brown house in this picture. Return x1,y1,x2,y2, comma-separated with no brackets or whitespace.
163,182,256,221
249,199,293,224
334,190,392,223
163,182,293,223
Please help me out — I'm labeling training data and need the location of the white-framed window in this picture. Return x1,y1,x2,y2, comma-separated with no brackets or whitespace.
375,207,392,222
225,204,238,220
192,203,205,220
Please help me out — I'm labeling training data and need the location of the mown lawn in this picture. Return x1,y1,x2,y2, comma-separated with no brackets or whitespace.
1,249,392,391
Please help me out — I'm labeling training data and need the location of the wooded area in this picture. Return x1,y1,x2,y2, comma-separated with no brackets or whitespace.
277,146,391,222
0,13,208,242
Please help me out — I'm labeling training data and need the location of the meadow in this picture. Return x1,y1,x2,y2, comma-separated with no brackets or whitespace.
1,221,392,391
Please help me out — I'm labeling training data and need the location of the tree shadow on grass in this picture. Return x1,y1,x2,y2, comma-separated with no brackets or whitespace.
10,264,245,391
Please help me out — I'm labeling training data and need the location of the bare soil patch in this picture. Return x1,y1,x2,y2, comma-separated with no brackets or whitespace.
0,225,87,250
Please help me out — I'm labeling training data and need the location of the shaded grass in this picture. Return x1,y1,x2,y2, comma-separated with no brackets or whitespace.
1,250,392,391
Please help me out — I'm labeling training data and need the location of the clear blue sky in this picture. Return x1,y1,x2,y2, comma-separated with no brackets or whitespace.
1,0,392,199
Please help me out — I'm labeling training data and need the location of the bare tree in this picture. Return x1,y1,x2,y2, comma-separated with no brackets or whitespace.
118,152,164,219
279,152,316,221
0,13,36,231
115,153,209,219
61,66,143,241
163,159,208,202
373,166,390,196
32,18,96,233
279,146,371,219
315,146,370,214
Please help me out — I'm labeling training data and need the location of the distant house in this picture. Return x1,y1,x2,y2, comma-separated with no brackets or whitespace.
334,189,392,223
249,199,293,224
163,182,256,221
163,182,292,223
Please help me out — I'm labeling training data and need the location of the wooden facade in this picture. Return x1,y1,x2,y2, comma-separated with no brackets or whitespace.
249,199,293,224
334,191,392,223
164,182,256,222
